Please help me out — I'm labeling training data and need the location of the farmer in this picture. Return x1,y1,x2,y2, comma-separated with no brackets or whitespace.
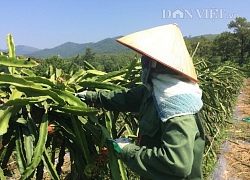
76,24,205,180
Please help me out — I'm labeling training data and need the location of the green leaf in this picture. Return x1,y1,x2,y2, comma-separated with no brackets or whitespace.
95,69,126,82
51,89,87,107
20,107,49,180
25,76,55,87
1,136,15,171
78,116,103,147
0,74,44,89
21,69,36,77
0,167,6,180
15,126,27,174
42,149,60,180
87,69,106,76
0,89,22,135
23,127,34,165
68,69,87,84
4,96,48,106
54,120,76,140
118,160,128,180
124,59,139,80
83,60,96,70
16,86,66,106
7,34,15,58
71,115,91,164
0,55,38,67
51,105,97,116
16,117,28,124
0,107,14,135
100,126,121,180
78,80,126,90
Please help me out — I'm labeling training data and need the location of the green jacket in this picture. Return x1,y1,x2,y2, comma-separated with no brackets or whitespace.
86,85,205,180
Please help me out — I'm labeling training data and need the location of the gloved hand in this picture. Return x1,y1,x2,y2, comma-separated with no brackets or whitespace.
75,90,87,101
107,138,132,154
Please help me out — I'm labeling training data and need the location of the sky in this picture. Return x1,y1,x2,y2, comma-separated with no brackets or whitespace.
1,0,250,50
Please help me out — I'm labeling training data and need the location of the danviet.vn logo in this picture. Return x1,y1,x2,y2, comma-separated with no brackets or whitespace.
161,7,239,21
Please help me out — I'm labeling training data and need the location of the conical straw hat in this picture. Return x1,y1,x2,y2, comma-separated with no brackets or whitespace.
116,24,197,82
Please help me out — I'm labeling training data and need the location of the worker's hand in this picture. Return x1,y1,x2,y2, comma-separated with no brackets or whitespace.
75,90,87,101
107,138,132,154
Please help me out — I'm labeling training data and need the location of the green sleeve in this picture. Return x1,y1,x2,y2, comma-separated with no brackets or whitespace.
85,85,145,112
120,115,199,179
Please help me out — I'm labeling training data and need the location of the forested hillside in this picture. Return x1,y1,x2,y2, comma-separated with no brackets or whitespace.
0,34,218,59
31,17,250,76
28,37,133,58
1,34,216,59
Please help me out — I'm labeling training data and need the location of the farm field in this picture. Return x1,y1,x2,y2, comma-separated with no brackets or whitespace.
4,80,250,180
1,16,250,180
43,78,250,180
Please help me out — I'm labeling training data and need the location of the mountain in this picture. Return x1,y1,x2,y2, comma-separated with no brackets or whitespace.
0,45,40,55
28,36,132,58
185,34,218,40
88,36,132,54
16,45,40,55
12,34,218,59
28,42,89,58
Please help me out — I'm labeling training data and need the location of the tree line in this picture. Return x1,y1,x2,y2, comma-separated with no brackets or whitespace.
33,17,250,77
186,17,250,65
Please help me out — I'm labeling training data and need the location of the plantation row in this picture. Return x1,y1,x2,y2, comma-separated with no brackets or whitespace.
0,34,245,179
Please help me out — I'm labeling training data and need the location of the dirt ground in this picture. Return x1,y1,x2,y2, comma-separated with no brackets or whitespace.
211,78,250,180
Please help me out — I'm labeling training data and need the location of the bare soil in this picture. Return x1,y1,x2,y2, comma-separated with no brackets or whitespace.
211,78,250,180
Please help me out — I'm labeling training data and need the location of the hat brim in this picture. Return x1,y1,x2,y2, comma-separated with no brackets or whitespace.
116,24,198,82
